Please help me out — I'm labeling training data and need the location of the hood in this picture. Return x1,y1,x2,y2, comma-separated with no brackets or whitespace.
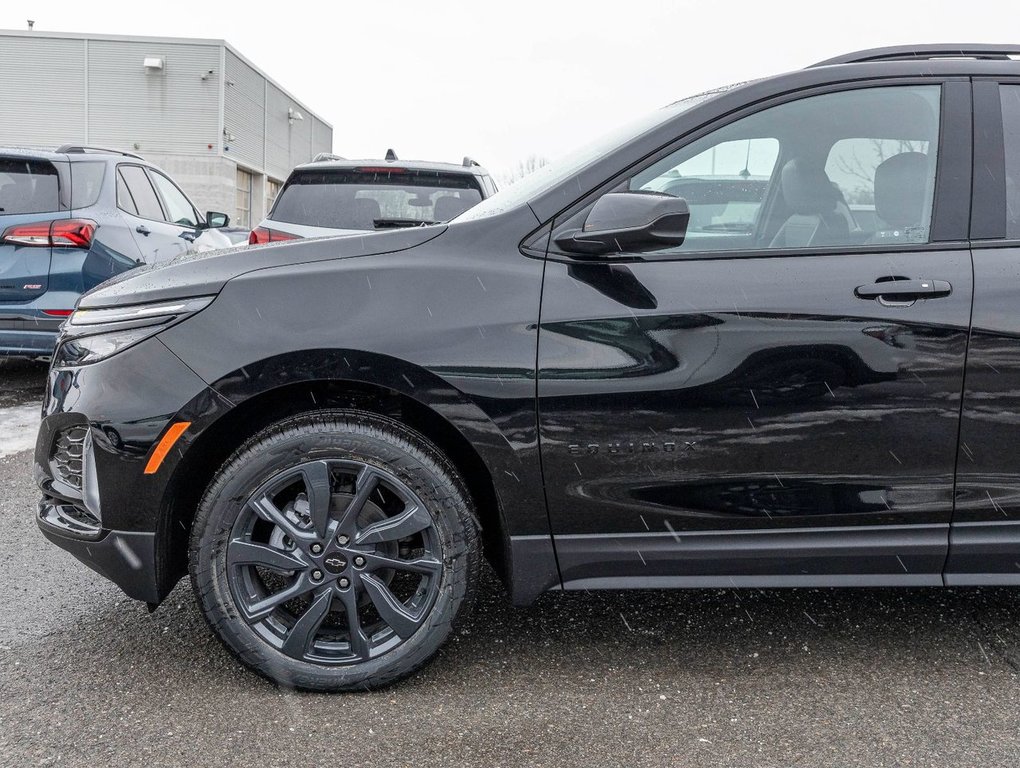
78,226,447,309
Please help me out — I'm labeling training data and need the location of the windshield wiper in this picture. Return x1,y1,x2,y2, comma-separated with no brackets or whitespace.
373,218,438,229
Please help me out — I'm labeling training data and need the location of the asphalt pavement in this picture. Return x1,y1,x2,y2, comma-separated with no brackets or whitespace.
2,363,1020,767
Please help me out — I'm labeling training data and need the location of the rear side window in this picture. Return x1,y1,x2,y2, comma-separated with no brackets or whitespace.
70,161,106,209
271,170,484,230
117,165,164,221
116,169,137,215
1003,85,1020,239
0,158,60,214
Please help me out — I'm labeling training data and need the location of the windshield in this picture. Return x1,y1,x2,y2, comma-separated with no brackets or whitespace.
271,169,483,230
458,87,738,222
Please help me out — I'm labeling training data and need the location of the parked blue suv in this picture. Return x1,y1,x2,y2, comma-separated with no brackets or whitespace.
0,145,232,359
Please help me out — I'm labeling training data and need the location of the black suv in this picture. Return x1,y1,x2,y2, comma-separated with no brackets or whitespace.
0,145,231,359
34,45,1020,691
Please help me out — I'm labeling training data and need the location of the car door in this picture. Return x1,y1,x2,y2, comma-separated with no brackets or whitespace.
947,79,1020,582
116,164,190,264
537,80,974,588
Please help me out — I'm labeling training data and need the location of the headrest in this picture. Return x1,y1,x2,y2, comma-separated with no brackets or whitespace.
433,195,470,222
874,152,929,229
351,197,381,229
780,158,839,216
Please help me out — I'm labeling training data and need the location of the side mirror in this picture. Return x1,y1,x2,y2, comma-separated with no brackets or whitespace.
555,191,690,256
205,211,230,228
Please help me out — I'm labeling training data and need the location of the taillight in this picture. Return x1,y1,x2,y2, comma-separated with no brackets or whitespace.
42,309,74,317
1,222,50,246
249,226,300,245
51,220,97,248
1,219,97,248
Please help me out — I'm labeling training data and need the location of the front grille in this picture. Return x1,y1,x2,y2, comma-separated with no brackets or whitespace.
52,425,88,492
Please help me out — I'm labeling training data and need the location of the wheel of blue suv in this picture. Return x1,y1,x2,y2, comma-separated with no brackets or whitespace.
189,410,481,691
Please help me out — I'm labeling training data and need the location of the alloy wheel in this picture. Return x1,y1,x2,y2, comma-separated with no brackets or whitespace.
225,459,444,665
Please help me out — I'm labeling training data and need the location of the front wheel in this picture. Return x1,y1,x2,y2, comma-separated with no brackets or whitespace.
189,410,481,691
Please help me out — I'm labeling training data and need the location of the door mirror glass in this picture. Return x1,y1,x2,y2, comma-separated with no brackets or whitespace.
555,191,690,256
206,211,230,228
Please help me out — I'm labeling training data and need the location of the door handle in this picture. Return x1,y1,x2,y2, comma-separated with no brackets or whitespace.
855,279,951,301
135,225,150,236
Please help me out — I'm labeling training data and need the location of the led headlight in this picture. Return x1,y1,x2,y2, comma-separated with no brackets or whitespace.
54,296,215,367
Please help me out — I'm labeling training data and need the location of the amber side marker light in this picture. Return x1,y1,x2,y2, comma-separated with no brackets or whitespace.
144,421,192,475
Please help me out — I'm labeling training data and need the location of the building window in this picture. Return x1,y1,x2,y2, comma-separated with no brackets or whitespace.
266,178,282,215
235,167,252,228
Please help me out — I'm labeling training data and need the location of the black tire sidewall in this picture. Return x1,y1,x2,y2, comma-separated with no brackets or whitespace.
189,410,478,691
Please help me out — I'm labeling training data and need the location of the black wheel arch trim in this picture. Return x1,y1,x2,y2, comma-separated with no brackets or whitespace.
153,347,559,606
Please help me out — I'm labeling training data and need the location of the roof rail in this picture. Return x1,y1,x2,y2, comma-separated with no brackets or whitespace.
56,144,144,160
311,152,346,162
462,156,481,168
810,44,1020,67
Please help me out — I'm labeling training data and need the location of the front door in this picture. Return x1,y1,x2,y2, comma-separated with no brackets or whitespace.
537,81,974,588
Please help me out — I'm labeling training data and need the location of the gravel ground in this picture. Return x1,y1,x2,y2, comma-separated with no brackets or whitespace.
2,363,1020,766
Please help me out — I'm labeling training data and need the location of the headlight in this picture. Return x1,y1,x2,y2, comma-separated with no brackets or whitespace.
54,295,214,367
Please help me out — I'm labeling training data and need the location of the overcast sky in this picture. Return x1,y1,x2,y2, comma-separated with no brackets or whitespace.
1,1,1013,182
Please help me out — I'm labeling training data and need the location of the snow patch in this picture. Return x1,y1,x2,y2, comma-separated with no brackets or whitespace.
0,404,41,458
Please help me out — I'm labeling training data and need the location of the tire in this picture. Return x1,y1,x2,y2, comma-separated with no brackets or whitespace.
189,409,481,692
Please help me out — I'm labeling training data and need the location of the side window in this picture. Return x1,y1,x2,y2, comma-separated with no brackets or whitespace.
620,85,941,253
1003,85,1020,239
118,165,164,221
148,170,199,227
70,162,106,209
116,169,137,215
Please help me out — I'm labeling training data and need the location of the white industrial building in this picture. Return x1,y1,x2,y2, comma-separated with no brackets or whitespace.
0,29,333,227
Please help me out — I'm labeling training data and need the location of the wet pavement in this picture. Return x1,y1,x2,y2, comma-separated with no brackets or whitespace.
2,476,1020,763
2,361,1020,766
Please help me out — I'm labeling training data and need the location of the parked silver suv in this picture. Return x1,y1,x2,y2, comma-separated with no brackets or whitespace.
250,151,496,243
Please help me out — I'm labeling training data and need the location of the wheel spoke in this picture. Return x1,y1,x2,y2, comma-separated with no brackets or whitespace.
361,572,425,639
299,460,333,538
356,504,432,545
228,539,305,572
337,584,370,660
243,575,315,623
363,551,442,576
337,466,381,533
281,588,333,659
249,494,312,542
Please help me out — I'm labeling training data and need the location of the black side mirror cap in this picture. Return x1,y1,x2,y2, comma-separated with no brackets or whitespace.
205,211,230,228
554,191,690,257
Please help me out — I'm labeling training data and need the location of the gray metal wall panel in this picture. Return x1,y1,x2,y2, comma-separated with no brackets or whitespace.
0,37,86,145
312,117,332,157
264,82,292,180
223,50,264,170
287,104,312,170
87,40,220,155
